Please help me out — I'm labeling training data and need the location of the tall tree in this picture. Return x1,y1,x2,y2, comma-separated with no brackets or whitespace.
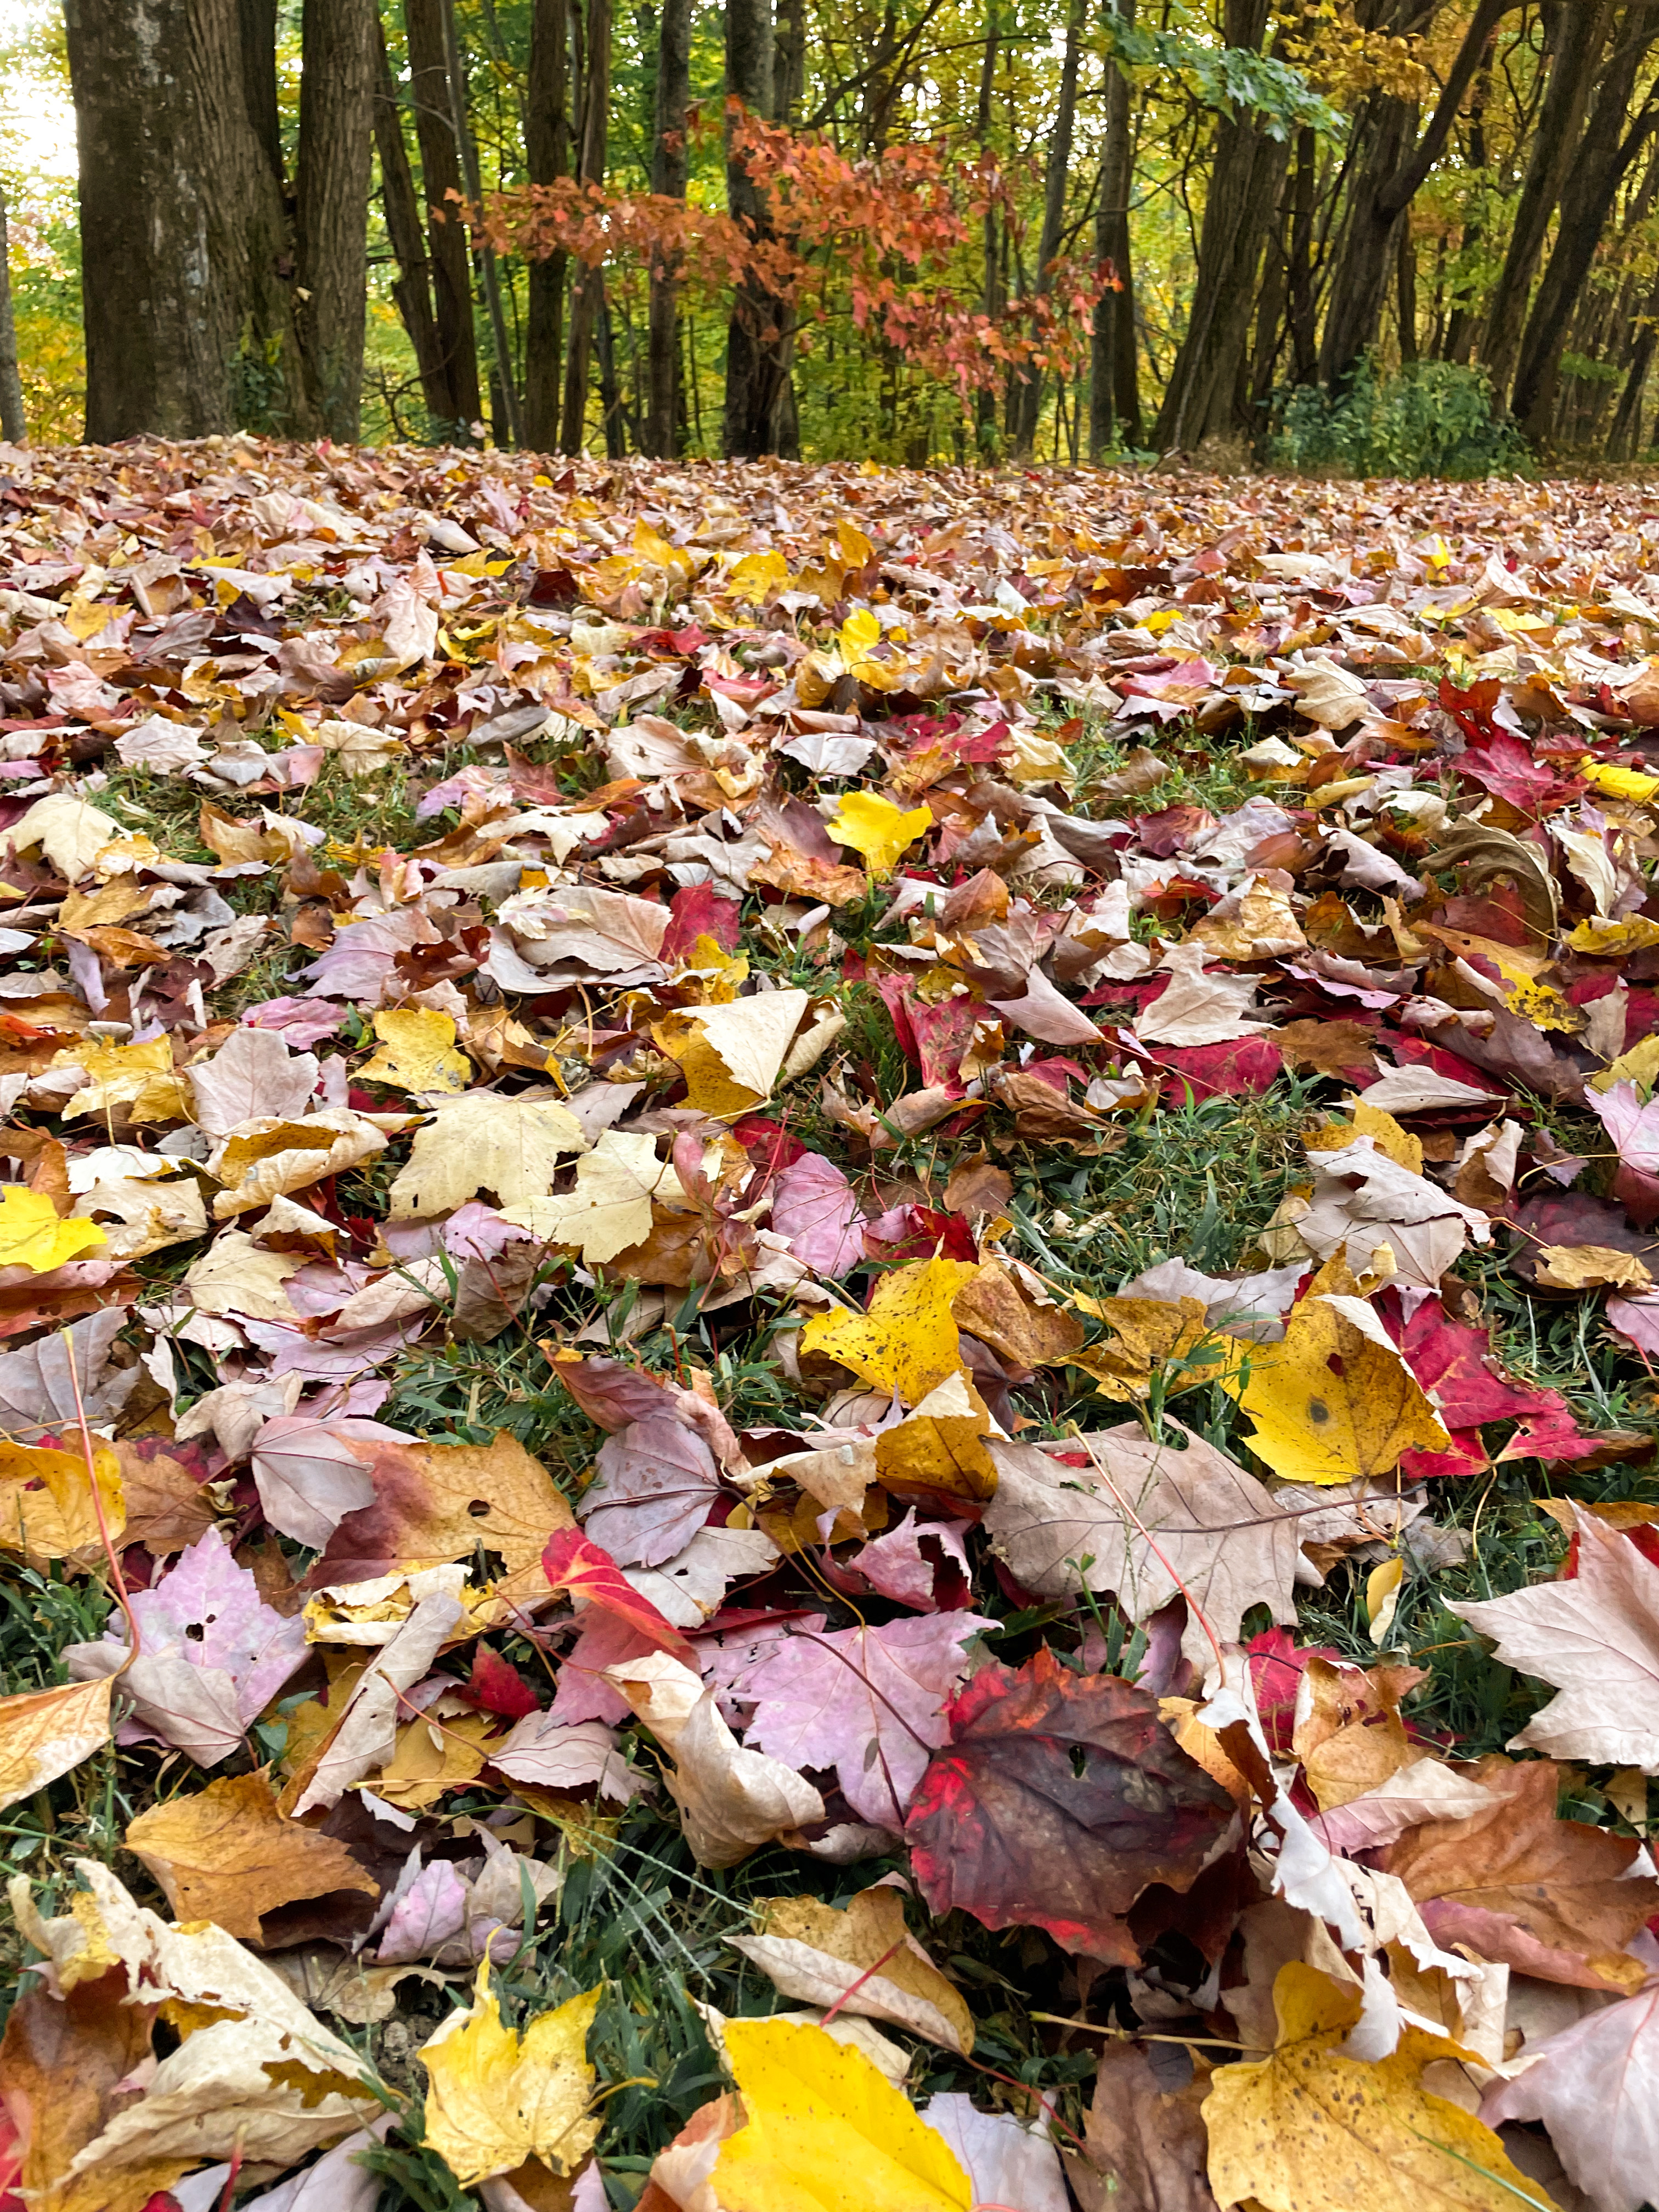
1013,0,1083,457
524,0,571,452
405,0,482,435
374,21,454,424
646,0,692,458
1511,4,1659,442
561,0,612,451
1154,0,1286,453
1317,0,1517,390
64,0,311,441
1090,0,1141,458
238,0,283,181
974,0,1001,458
1481,1,1610,403
723,0,785,455
0,187,24,445
443,0,521,442
295,0,377,439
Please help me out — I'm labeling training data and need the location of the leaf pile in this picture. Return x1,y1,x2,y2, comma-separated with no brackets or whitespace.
2,439,1659,2209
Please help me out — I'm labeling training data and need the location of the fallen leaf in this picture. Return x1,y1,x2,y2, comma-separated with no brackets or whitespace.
0,1433,126,1568
732,1885,975,2053
905,1647,1237,1962
709,2017,970,2212
0,1186,105,1274
1535,1243,1654,1292
420,1967,602,2188
502,1127,680,1263
125,1771,377,1942
800,1256,981,1406
0,1677,112,1815
827,792,933,877
1066,2039,1217,2212
921,2093,1070,2212
357,1008,473,1095
1482,1983,1659,2212
388,1091,589,1218
1203,1961,1546,2212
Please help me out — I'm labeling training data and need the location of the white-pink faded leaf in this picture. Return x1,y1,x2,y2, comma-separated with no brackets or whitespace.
65,1528,308,1765
580,1415,720,1568
224,2119,393,2212
770,1152,866,1276
241,996,349,1049
1453,1508,1659,1770
249,1416,393,1548
1133,941,1264,1046
490,1713,636,1801
375,1858,470,1964
549,1610,656,1728
987,966,1107,1047
921,2093,1069,2212
1588,1080,1659,1180
189,1024,319,1138
1309,1758,1500,1854
1607,1294,1659,1358
1482,1984,1659,2212
0,1308,138,1440
624,1526,780,1627
847,1512,970,1610
738,1612,994,1829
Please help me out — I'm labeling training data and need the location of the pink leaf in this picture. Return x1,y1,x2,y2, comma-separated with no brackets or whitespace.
770,1152,866,1277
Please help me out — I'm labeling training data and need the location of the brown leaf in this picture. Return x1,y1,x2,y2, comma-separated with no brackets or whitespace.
0,1970,177,2212
309,1430,575,1584
950,1256,1084,1370
1384,1753,1659,1991
1065,2040,1218,2212
1271,1018,1380,1080
114,1440,219,1558
125,1771,378,1942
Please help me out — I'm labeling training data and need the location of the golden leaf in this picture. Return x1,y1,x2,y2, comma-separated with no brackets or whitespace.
801,1257,981,1407
421,1966,602,2188
357,1008,472,1096
0,1186,105,1274
125,1773,377,1941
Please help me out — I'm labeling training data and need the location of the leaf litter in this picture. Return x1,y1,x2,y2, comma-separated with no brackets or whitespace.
4,440,1659,2207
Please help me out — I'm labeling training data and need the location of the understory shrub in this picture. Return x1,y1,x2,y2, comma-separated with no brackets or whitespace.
1269,356,1530,479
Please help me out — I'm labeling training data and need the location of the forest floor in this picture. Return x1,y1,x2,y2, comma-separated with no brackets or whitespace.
0,444,1655,2212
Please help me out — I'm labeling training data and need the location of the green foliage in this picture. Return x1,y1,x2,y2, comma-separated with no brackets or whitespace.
1271,357,1531,480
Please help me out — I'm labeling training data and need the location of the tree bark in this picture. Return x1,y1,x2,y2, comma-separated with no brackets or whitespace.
295,0,376,440
1285,124,1317,385
974,0,1000,458
524,0,569,452
65,0,311,441
442,0,520,443
724,0,788,455
1012,0,1082,456
374,21,453,425
1440,30,1493,365
1514,9,1659,443
646,0,691,457
1090,0,1139,456
238,0,283,182
0,187,24,443
1318,0,1516,390
405,0,481,434
775,0,806,120
561,0,611,451
1154,0,1285,453
1481,0,1609,403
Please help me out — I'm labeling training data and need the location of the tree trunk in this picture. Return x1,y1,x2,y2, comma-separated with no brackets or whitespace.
295,0,376,440
1285,125,1317,385
1440,31,1492,365
1012,0,1082,456
1318,0,1516,390
1091,0,1138,457
65,0,311,441
1154,0,1285,453
1514,12,1659,443
1481,0,1608,404
374,21,452,426
561,0,611,452
524,0,569,452
238,0,283,182
775,0,806,120
442,0,520,443
646,0,691,458
724,0,788,456
974,0,1000,459
1610,273,1659,459
405,0,481,435
0,187,24,443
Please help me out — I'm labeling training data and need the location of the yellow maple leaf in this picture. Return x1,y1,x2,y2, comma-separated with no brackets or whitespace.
0,1677,112,1815
712,2017,972,2212
0,1186,105,1274
726,549,791,605
357,1008,473,1096
1203,1962,1547,2212
0,1436,126,1565
421,1965,602,2188
1221,1266,1449,1486
55,1035,191,1124
802,1257,980,1407
827,792,933,878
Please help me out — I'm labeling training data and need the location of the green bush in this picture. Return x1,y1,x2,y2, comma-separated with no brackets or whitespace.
1269,356,1530,480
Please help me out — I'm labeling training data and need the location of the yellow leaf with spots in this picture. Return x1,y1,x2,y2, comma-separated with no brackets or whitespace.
357,1008,472,1096
1063,1296,1233,1403
726,549,790,605
55,1035,190,1124
0,1186,105,1274
802,1258,980,1407
0,1677,112,1814
1220,1264,1449,1487
712,2017,972,2212
420,1965,601,2188
1203,1962,1545,2212
1567,915,1659,956
0,1436,125,1566
827,792,932,878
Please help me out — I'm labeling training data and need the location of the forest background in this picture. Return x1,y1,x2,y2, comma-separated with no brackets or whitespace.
7,0,1659,476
